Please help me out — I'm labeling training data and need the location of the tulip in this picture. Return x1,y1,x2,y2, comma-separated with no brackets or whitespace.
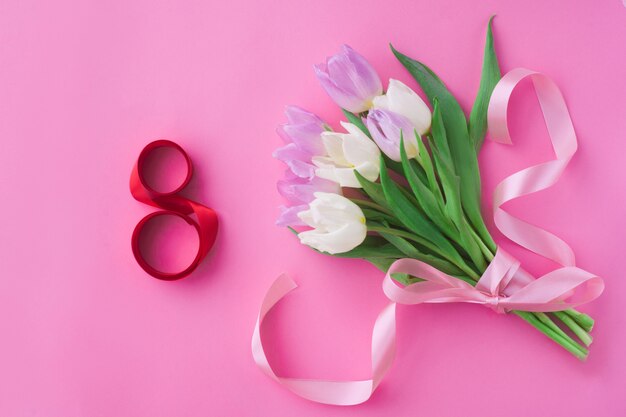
277,172,341,205
275,172,340,227
313,122,381,188
297,192,367,254
274,107,340,227
366,108,419,162
275,171,341,227
276,106,328,156
276,204,308,227
282,105,326,126
373,79,431,135
273,106,328,179
314,45,383,113
273,143,317,179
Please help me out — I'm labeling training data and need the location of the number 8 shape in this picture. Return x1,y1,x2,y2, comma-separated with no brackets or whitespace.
129,140,218,280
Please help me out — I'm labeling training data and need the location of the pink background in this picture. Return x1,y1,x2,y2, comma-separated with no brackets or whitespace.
1,1,625,416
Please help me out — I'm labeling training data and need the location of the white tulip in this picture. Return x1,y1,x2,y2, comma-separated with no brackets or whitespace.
313,122,381,188
297,192,367,254
373,79,432,135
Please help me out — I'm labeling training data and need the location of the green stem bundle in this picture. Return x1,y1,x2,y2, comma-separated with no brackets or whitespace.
365,201,594,359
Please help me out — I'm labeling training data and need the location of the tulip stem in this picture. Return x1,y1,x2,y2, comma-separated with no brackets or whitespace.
513,311,588,360
564,309,594,332
463,220,594,354
552,311,593,347
367,225,480,280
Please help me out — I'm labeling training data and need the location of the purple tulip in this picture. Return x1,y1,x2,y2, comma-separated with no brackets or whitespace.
276,204,309,227
283,105,325,125
314,45,382,113
273,106,328,179
366,108,419,162
277,171,340,205
274,106,341,227
273,143,316,179
276,106,327,155
275,170,340,226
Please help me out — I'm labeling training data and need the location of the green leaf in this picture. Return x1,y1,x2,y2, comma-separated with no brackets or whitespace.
328,236,406,259
469,16,502,151
378,231,421,259
378,156,465,267
376,229,464,276
429,102,463,227
429,109,487,270
366,257,395,272
428,100,454,166
342,109,371,137
391,43,496,253
383,154,408,178
333,243,404,259
365,257,418,285
391,44,478,202
354,170,390,210
458,217,487,271
400,135,455,240
414,132,444,206
429,106,487,271
359,208,403,227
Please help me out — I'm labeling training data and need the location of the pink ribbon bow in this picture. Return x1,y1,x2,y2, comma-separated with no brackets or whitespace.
251,68,605,405
383,249,602,314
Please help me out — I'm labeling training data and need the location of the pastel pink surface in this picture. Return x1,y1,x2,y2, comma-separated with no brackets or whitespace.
0,0,624,416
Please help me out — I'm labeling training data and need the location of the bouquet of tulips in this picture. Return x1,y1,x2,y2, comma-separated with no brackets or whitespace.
273,20,596,359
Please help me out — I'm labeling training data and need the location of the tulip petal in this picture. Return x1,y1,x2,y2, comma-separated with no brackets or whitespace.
385,79,432,134
341,127,381,169
314,165,361,188
284,105,325,125
366,108,419,161
277,176,341,204
321,132,351,166
296,193,367,254
276,205,308,227
282,123,326,155
314,45,382,113
314,64,365,113
273,143,316,178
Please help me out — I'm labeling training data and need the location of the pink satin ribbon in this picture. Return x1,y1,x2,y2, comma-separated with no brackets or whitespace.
383,249,602,314
488,69,579,267
251,275,397,405
252,69,604,405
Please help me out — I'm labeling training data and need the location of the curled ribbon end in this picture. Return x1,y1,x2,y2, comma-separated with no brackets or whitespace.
252,274,397,406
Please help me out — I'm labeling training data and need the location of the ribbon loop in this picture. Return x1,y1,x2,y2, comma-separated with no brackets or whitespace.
488,68,578,266
251,274,396,406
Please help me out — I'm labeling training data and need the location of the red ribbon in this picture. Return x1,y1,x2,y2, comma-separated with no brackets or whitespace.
130,140,218,280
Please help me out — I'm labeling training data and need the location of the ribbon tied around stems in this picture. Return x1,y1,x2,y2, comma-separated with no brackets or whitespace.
252,69,605,405
382,249,603,315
